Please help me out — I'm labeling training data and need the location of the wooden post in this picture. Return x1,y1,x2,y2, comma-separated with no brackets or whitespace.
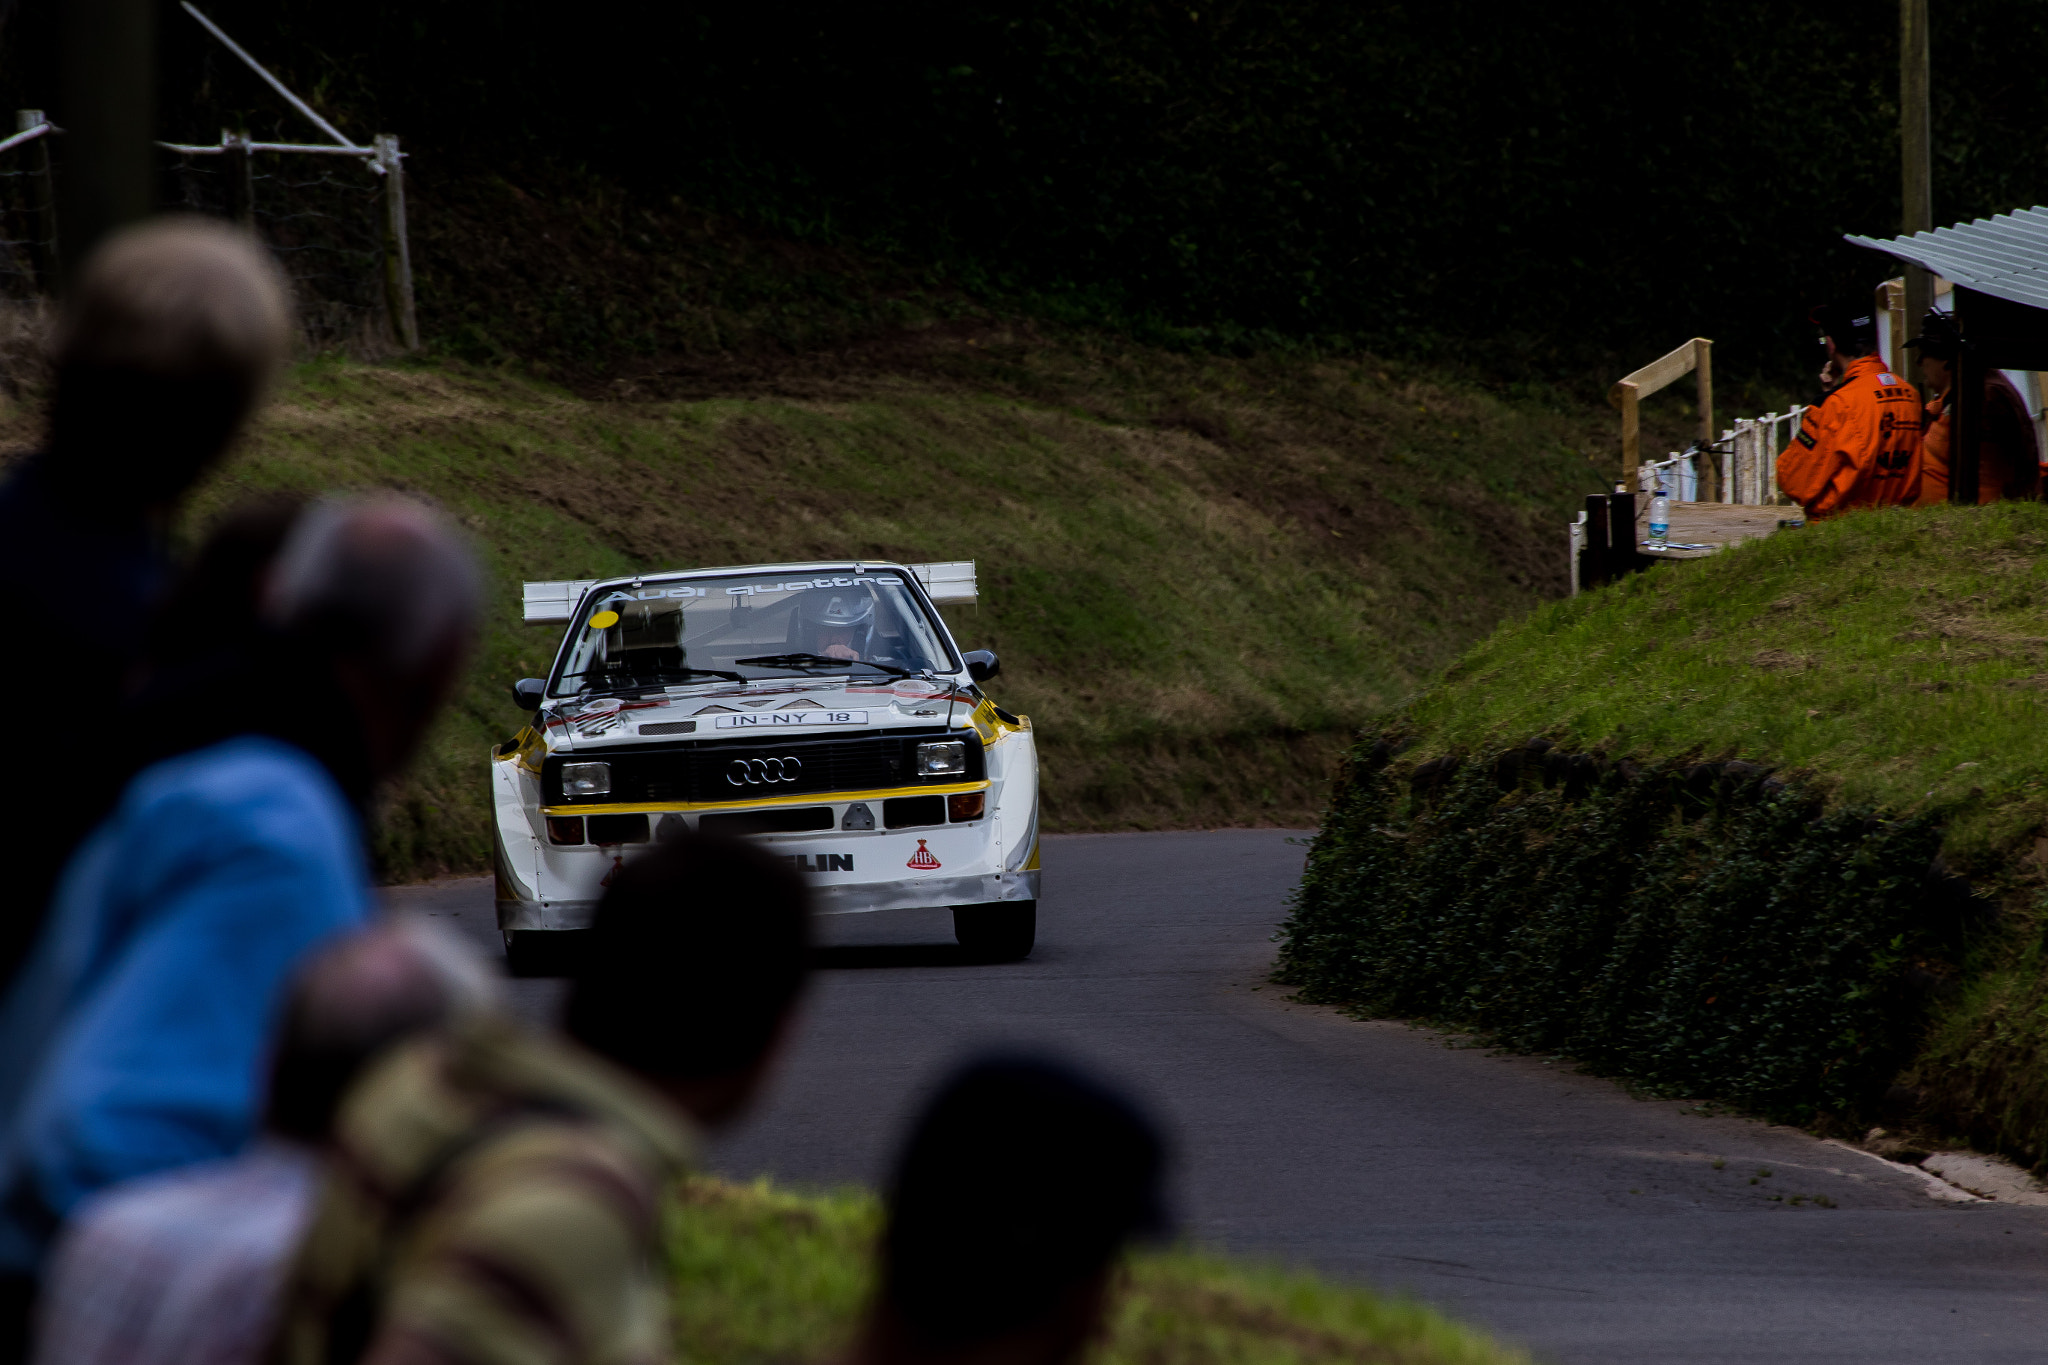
1691,338,1716,499
375,134,417,350
1900,0,1933,345
226,130,255,229
17,111,58,292
1616,381,1640,481
1951,291,1982,505
1693,338,1713,443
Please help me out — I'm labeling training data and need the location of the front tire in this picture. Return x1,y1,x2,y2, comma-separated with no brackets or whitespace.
953,901,1036,962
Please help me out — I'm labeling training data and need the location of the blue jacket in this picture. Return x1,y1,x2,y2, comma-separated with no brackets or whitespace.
0,736,372,1273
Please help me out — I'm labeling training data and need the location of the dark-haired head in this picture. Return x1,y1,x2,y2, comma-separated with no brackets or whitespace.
872,1056,1167,1365
564,830,812,1125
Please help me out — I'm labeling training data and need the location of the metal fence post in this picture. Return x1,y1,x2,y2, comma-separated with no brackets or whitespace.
17,111,58,291
375,133,417,350
226,129,255,228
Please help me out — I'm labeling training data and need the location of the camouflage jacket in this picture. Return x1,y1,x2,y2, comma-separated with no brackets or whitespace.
268,1014,697,1365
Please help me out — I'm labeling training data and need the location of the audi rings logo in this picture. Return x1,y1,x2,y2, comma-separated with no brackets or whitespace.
728,756,803,787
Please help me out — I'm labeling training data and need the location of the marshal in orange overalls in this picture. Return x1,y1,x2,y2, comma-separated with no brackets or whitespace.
1775,355,1925,519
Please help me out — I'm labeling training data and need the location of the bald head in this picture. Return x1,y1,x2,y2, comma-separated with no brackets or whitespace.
49,217,292,505
266,493,482,677
264,921,492,1143
263,494,481,785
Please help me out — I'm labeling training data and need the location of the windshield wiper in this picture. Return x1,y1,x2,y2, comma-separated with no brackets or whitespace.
563,665,747,688
734,652,914,678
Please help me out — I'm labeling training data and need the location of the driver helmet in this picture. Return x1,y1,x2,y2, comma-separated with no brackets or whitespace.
797,588,877,654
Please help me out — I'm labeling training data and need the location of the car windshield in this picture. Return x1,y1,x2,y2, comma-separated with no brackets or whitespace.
549,569,957,698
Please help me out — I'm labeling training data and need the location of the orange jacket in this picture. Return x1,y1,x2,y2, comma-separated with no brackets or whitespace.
1911,369,2041,505
1775,355,1924,519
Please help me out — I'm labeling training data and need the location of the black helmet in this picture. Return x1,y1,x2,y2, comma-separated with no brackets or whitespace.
1904,308,1962,361
796,588,876,651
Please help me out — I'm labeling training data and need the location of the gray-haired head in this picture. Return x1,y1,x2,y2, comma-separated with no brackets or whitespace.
49,217,292,504
263,494,482,676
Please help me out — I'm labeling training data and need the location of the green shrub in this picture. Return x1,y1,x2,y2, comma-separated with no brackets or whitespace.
1276,740,1952,1123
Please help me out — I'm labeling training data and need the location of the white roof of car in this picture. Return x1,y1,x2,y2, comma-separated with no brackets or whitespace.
521,561,976,622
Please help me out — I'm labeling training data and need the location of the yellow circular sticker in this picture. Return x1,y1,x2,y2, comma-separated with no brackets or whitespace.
588,610,620,629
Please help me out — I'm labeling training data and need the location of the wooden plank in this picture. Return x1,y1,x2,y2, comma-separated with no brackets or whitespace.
1693,338,1713,442
1608,338,1702,408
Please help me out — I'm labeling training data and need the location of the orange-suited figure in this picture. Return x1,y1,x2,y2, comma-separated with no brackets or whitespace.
1776,305,1925,519
1904,310,2041,505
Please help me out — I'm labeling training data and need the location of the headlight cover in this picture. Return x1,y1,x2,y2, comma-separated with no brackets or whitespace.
561,761,612,797
916,740,968,777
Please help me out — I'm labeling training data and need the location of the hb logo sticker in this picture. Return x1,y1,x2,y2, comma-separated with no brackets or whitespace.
907,840,941,870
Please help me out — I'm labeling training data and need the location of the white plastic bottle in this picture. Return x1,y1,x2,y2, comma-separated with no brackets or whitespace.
1648,486,1671,549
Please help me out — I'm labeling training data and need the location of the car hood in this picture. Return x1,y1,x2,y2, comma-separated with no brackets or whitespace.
537,676,974,751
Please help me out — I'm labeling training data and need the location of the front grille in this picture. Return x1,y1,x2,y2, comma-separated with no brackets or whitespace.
543,729,982,805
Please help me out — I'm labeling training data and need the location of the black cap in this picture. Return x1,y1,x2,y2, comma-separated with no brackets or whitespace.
1809,303,1877,352
1904,308,1961,359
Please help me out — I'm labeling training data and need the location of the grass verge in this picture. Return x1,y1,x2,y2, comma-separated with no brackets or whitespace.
1283,502,2048,1162
670,1175,1527,1365
0,333,1643,877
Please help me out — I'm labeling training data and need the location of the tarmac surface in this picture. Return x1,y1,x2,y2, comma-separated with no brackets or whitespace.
390,829,2048,1365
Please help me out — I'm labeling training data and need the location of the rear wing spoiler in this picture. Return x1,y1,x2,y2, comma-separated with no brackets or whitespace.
521,562,978,623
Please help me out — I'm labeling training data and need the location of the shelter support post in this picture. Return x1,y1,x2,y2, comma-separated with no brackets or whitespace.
1900,0,1932,347
1952,291,1982,505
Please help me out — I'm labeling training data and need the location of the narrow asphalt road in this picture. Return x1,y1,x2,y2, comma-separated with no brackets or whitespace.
389,830,2048,1365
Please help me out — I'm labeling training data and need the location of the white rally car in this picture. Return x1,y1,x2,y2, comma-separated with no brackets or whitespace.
491,560,1040,968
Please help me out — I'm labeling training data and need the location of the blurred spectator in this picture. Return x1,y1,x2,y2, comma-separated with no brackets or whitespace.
1776,304,1925,519
31,921,490,1365
270,831,813,1365
853,1057,1168,1365
0,495,479,1362
1906,310,2042,505
0,218,291,995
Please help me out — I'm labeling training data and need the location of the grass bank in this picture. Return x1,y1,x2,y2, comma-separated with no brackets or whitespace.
1279,503,2048,1160
670,1175,1525,1365
0,332,1635,877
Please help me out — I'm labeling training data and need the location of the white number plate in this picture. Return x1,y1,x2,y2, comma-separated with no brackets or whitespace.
713,710,869,730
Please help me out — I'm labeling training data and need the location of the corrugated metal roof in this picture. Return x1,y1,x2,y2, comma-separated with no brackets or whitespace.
1846,208,2048,312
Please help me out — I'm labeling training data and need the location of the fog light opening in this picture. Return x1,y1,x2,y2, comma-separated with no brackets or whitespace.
546,816,585,846
947,791,986,822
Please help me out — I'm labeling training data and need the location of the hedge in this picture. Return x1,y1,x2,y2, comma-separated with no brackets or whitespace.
1275,737,1965,1124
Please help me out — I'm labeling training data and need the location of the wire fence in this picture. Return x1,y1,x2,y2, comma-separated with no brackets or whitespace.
0,111,415,356
161,148,394,350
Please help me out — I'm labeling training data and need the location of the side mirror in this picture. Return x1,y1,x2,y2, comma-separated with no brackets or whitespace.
511,678,546,711
962,650,1000,683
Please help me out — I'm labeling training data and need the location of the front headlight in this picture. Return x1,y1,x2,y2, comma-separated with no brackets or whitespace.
916,740,968,777
562,761,612,797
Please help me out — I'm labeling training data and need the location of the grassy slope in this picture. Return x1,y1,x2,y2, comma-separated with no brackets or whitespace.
1397,503,2048,877
25,333,1626,877
671,1175,1525,1365
1375,502,2048,1159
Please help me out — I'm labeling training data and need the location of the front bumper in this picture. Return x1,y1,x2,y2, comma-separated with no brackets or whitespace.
495,794,1035,933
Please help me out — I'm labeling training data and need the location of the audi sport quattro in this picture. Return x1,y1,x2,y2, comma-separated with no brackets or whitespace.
492,560,1040,967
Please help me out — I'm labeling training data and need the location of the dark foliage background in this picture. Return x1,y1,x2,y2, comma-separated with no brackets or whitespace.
1275,740,1955,1123
4,0,2048,372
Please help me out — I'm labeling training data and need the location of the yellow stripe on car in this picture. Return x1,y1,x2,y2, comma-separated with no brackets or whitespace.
542,778,991,818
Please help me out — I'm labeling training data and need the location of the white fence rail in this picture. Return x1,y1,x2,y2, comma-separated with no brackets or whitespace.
1635,407,1806,506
